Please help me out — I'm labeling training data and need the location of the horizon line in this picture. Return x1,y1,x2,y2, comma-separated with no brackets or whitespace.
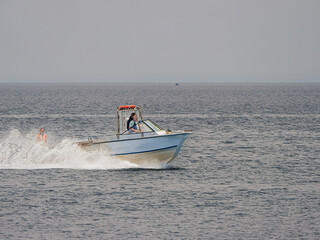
0,81,320,85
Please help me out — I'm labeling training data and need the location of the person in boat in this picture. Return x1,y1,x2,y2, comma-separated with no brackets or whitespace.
127,113,139,133
36,128,47,143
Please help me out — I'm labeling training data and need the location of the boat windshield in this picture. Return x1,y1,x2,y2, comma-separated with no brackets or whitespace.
143,120,162,132
120,120,162,134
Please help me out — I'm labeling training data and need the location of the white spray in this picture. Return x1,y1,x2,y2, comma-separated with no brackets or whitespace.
0,129,139,170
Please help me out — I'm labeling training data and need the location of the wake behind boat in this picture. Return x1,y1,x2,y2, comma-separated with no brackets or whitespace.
77,105,191,165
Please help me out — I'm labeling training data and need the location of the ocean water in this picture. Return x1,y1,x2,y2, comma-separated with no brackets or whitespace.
0,83,319,239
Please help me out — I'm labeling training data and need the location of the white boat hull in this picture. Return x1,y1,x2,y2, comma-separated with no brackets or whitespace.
79,132,191,166
113,145,179,165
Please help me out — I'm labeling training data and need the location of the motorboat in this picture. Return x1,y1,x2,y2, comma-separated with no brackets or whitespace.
77,105,191,166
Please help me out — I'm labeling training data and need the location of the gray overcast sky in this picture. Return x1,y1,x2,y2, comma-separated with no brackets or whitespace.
0,0,319,83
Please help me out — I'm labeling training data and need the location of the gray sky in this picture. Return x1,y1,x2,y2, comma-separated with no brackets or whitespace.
0,0,319,83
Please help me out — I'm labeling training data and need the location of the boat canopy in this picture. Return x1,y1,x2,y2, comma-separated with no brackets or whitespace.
118,105,137,110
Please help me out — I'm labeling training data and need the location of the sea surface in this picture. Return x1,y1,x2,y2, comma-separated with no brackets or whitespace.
0,83,319,239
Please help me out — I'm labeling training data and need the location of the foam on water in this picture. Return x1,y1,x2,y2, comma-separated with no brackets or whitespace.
0,129,140,170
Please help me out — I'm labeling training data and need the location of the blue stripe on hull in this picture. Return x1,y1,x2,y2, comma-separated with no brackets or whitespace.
112,145,178,156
